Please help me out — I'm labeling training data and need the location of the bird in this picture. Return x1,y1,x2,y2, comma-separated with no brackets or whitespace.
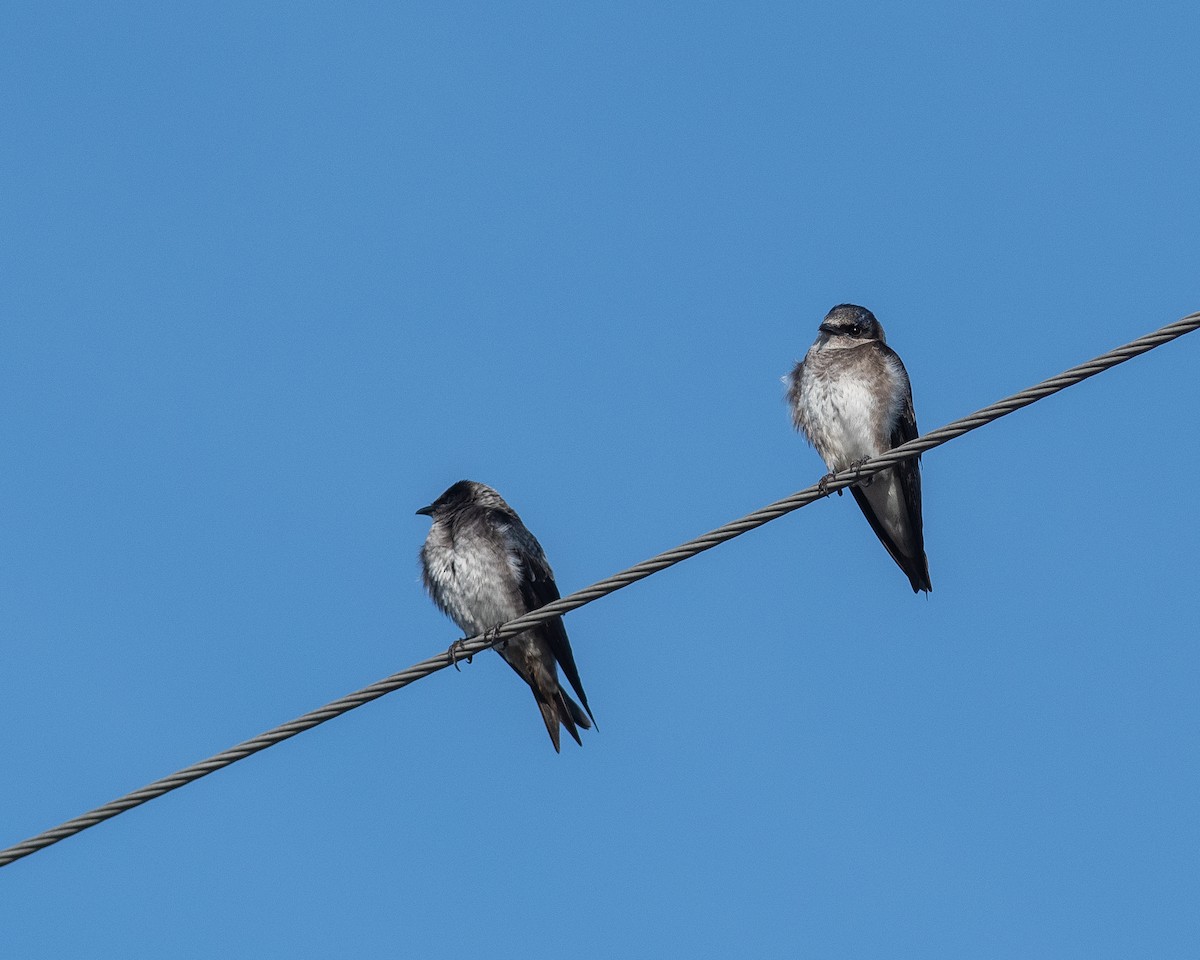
787,304,932,593
416,480,596,751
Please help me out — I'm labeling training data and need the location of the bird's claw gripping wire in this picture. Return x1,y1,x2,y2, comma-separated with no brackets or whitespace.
484,624,507,653
449,625,507,671
447,638,473,672
818,472,844,497
849,457,873,487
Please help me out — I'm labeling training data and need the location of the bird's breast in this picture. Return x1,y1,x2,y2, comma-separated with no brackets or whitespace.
794,350,894,471
422,538,523,635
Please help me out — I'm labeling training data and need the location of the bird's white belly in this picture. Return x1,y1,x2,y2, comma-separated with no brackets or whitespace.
800,372,884,471
424,542,523,635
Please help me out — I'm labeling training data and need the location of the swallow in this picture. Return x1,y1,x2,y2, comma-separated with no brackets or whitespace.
787,304,932,593
417,480,595,750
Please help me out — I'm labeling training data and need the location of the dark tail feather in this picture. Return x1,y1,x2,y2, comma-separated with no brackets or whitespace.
532,687,589,751
534,694,563,752
908,555,932,594
562,691,593,733
850,486,932,593
546,620,597,728
556,690,584,747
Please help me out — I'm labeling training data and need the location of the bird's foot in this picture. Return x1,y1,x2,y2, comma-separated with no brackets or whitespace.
818,472,844,497
447,638,473,672
850,457,873,486
484,624,507,652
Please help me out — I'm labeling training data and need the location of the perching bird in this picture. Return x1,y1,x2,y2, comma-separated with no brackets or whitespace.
787,304,932,593
417,480,595,751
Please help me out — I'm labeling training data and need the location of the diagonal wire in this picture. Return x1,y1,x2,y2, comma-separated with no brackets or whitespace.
2,310,1197,869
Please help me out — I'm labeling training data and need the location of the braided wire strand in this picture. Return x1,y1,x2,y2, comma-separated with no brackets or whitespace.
1,311,1196,868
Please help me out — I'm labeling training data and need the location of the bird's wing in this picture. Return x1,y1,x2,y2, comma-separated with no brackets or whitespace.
850,344,930,593
499,513,596,725
882,347,926,549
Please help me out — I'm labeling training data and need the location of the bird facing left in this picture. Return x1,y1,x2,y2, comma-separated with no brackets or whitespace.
416,480,596,751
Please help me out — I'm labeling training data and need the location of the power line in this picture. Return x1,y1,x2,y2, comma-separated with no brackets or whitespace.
2,310,1197,869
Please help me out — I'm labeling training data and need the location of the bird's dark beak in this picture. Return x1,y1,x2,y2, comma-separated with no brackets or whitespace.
415,504,434,517
818,322,838,335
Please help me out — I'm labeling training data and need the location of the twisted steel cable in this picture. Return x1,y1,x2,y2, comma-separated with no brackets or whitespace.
2,311,1197,869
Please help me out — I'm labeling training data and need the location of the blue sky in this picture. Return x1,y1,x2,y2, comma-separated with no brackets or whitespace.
3,2,1198,956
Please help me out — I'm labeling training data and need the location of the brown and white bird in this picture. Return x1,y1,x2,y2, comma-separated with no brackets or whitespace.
787,304,932,593
417,480,595,751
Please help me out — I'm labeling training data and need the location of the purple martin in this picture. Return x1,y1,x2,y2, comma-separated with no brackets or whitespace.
417,480,595,751
787,304,932,593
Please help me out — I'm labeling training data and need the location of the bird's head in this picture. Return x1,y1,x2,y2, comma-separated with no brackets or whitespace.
817,304,886,344
416,480,505,518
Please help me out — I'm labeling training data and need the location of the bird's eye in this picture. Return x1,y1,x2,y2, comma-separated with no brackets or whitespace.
851,324,862,335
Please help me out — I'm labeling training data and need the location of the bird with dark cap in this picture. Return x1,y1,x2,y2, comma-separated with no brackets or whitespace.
788,304,932,593
417,480,596,751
